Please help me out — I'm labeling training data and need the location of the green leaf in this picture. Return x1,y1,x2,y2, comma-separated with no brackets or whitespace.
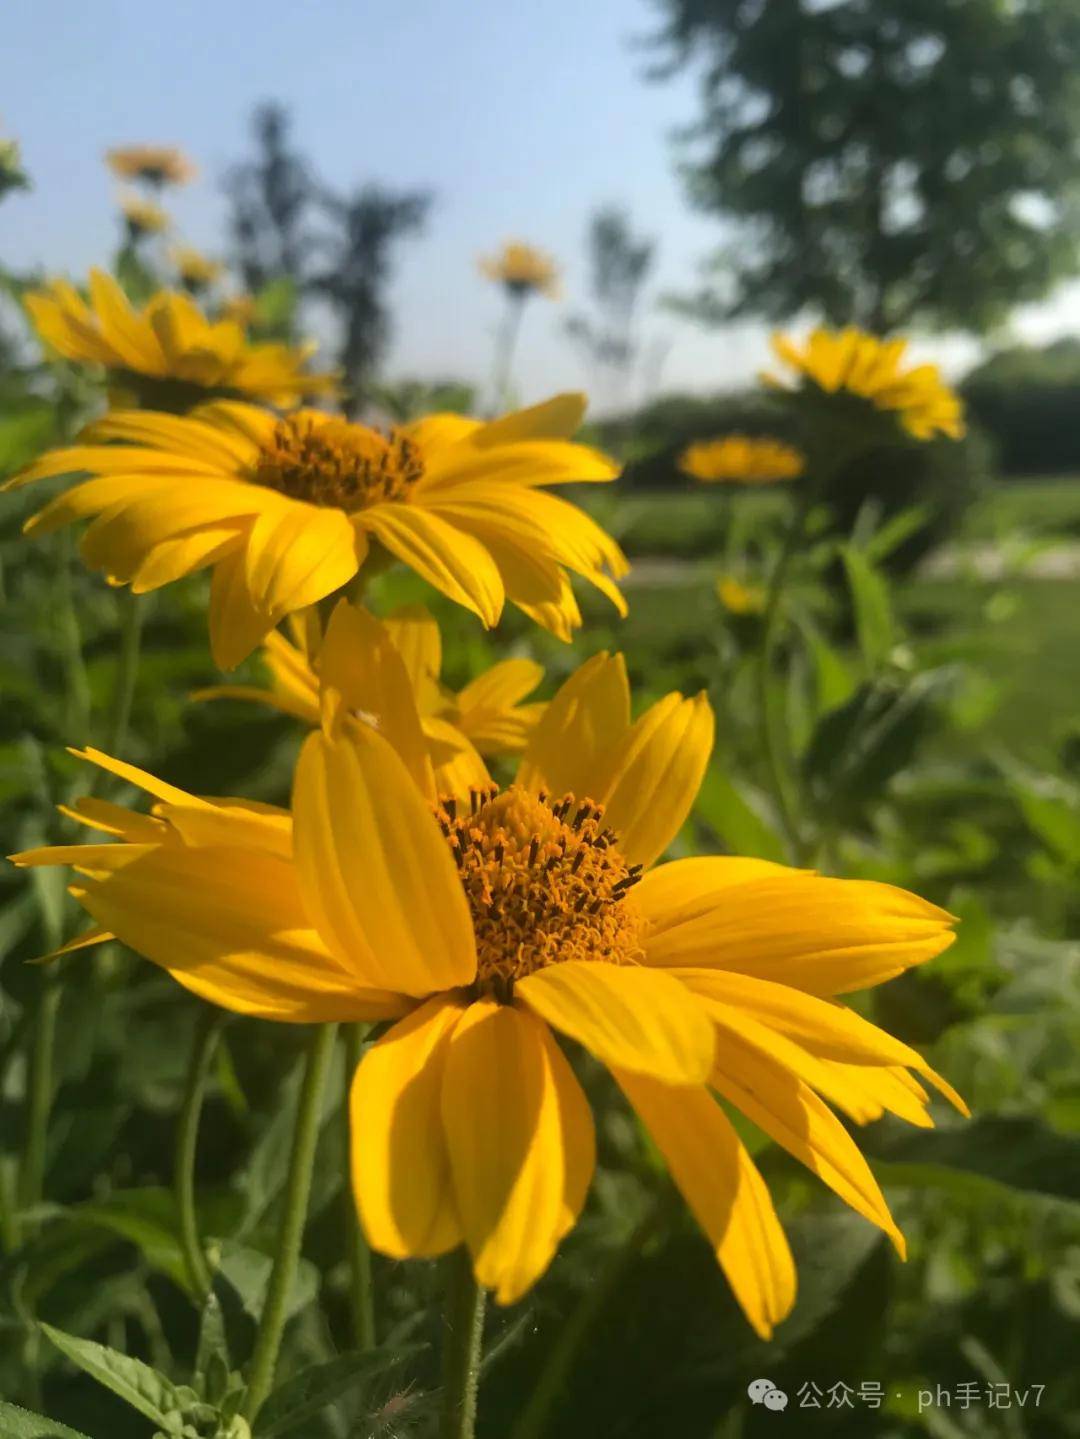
40,1322,185,1426
798,618,856,716
1011,780,1080,866
870,1116,1080,1209
193,1290,231,1401
255,1346,423,1436
693,766,787,861
862,503,932,562
0,1401,94,1439
802,671,950,814
841,544,895,668
215,1242,318,1325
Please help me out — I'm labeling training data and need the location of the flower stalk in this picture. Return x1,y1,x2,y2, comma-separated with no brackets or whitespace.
341,1022,376,1350
175,1009,225,1301
441,1247,486,1439
242,1022,337,1424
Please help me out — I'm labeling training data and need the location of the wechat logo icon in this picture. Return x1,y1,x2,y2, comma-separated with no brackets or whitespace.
748,1379,789,1412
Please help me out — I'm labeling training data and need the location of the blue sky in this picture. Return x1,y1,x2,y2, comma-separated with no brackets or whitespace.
4,0,1077,408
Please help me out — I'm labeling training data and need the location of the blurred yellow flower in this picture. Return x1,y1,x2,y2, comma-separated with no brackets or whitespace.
679,434,805,485
194,599,545,792
171,246,225,291
479,241,560,299
716,576,766,615
13,650,964,1331
220,294,257,328
105,145,197,187
24,270,334,409
7,392,624,668
766,328,965,441
120,192,170,237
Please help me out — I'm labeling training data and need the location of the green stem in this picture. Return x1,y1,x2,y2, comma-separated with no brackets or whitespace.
756,491,813,864
16,972,61,1220
175,1009,224,1301
511,1204,661,1439
441,1247,486,1439
491,293,526,414
107,588,144,756
242,1023,337,1424
341,1023,376,1350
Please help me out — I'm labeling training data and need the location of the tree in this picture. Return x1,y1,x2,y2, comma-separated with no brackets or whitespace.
308,184,431,413
227,103,312,297
649,0,1080,333
225,105,431,409
565,206,656,406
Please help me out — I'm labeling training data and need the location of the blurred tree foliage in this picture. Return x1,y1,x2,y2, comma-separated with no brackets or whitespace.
648,0,1080,333
226,103,431,409
962,339,1080,476
565,206,656,408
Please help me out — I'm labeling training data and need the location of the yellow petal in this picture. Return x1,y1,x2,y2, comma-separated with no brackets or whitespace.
209,548,275,670
441,1000,593,1304
516,960,714,1084
244,501,361,621
351,994,466,1259
292,728,476,996
672,966,966,1113
710,1035,905,1254
383,603,443,712
358,504,503,628
318,601,434,798
457,657,543,714
614,1069,796,1339
67,844,404,1022
597,693,714,869
132,527,244,593
637,857,794,937
516,652,629,798
642,869,955,994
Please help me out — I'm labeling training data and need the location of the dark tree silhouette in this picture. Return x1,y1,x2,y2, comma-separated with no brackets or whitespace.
650,0,1080,334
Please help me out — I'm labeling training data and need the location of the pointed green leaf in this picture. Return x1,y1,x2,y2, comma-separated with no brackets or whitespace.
40,1322,184,1426
255,1346,423,1437
0,1400,93,1438
841,544,895,668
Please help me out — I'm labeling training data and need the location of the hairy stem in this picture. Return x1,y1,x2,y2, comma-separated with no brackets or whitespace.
341,1023,376,1350
441,1247,486,1439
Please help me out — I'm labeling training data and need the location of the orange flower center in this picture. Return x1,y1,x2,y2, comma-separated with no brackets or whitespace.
252,414,424,510
436,785,644,1000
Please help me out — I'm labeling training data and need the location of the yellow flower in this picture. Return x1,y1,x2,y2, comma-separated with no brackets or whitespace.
220,294,257,328
716,576,766,615
479,241,560,300
12,653,964,1333
171,246,226,291
119,192,170,237
194,599,545,792
766,328,965,441
105,145,197,187
6,392,625,668
679,434,805,485
23,270,335,410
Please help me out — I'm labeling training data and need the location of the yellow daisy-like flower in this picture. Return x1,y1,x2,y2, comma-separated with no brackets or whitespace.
6,392,625,668
12,652,964,1333
716,576,766,616
220,294,257,328
765,328,965,441
120,192,170,238
24,270,334,410
171,246,226,292
679,434,805,485
105,145,197,187
479,241,560,300
194,599,545,792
